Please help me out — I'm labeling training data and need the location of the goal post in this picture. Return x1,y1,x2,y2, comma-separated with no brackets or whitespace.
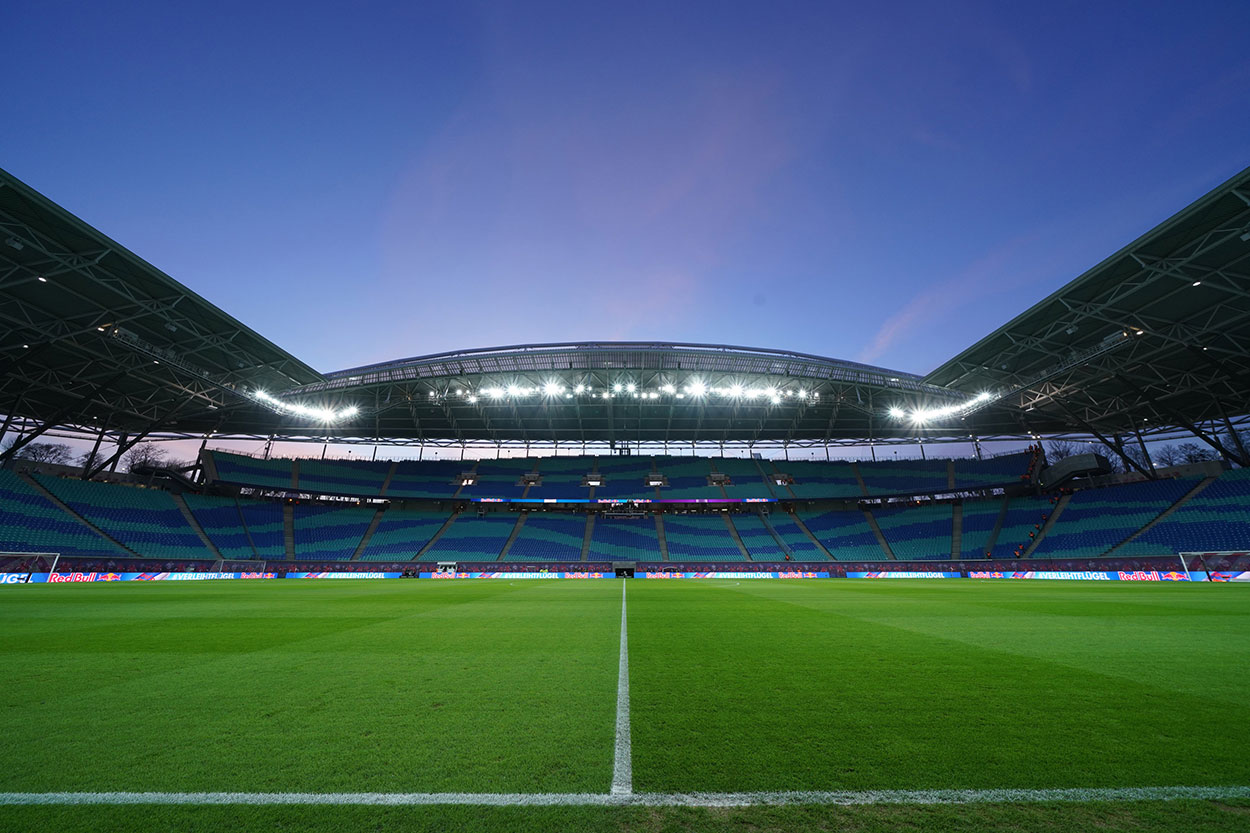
0,551,60,582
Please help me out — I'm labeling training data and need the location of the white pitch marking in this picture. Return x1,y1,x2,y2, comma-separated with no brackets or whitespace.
610,579,632,796
2,786,1248,806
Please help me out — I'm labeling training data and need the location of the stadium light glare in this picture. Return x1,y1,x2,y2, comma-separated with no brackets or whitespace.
37,276,47,283
688,379,707,397
888,406,905,418
626,383,636,393
543,381,563,396
254,389,357,422
467,395,479,403
506,385,523,397
729,383,745,398
770,395,781,405
486,387,505,399
661,383,675,394
1192,281,1202,287
574,384,586,394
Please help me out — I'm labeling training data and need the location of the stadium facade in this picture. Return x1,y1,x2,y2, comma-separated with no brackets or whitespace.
1,164,1249,579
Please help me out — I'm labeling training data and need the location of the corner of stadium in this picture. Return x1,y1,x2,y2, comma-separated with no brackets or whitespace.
2,164,1249,830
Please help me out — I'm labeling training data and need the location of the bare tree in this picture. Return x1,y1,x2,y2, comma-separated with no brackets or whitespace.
1045,440,1080,462
123,443,169,472
15,442,74,465
1177,442,1217,464
1153,444,1184,467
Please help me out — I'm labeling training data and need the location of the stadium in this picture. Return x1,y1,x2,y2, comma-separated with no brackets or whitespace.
2,156,1250,830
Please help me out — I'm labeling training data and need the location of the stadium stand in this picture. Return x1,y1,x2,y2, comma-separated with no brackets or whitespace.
357,508,448,561
593,456,656,501
799,507,885,560
1029,478,1199,559
296,458,389,497
771,514,828,559
873,502,954,560
953,451,1031,489
385,459,469,499
209,452,294,491
662,514,746,561
958,497,1004,559
34,475,212,560
237,500,287,559
0,470,116,556
1115,469,1250,556
183,494,256,560
459,457,533,500
529,456,591,500
423,512,516,560
858,459,950,496
657,457,714,499
730,513,784,560
505,513,586,561
713,457,778,499
993,495,1058,557
291,504,376,560
774,460,861,499
586,515,660,560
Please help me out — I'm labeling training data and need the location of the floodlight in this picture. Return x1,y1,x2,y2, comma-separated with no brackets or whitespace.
688,379,707,397
602,392,611,399
626,383,636,393
1192,281,1202,287
770,395,781,405
486,387,505,399
506,384,523,397
729,383,745,397
888,406,905,418
798,388,806,397
574,384,586,394
37,276,47,283
467,395,479,403
543,381,563,396
613,383,623,393
661,384,675,394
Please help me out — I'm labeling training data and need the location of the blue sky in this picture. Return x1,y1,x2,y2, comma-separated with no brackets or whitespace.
5,0,1250,378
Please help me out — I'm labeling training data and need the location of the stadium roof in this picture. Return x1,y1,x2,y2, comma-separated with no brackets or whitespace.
2,163,1249,462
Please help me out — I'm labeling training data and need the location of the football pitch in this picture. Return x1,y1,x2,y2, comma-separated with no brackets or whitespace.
1,578,1248,832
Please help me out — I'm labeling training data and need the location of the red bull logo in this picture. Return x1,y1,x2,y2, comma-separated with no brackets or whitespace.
48,572,101,583
1117,571,1161,581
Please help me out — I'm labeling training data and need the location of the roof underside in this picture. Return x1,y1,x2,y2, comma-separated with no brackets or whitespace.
0,167,322,438
1,163,1248,448
926,164,1250,444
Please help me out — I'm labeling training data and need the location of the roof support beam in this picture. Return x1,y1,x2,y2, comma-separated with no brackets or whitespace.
0,371,126,464
1113,374,1249,467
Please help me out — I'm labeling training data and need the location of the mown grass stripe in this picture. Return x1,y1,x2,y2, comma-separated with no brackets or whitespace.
2,786,1248,806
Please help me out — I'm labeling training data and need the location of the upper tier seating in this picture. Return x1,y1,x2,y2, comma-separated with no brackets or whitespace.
297,459,390,497
458,457,534,500
210,452,294,490
587,515,659,560
858,459,950,496
593,457,656,501
35,475,211,560
1030,478,1198,559
505,513,586,561
358,508,448,561
205,451,1031,501
730,513,784,560
657,458,713,499
662,514,745,561
291,505,376,560
798,508,884,561
953,452,1031,489
0,470,115,556
528,456,591,500
713,458,778,499
1115,469,1250,556
771,460,860,499
183,494,255,560
386,459,469,499
874,502,953,560
423,513,516,560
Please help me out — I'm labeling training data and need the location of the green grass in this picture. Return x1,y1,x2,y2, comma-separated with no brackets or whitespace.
1,578,1248,832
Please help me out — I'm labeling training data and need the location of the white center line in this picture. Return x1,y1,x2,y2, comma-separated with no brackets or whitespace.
2,786,1247,806
611,579,632,796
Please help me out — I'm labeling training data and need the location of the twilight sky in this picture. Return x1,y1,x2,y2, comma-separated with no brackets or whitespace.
5,0,1250,378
